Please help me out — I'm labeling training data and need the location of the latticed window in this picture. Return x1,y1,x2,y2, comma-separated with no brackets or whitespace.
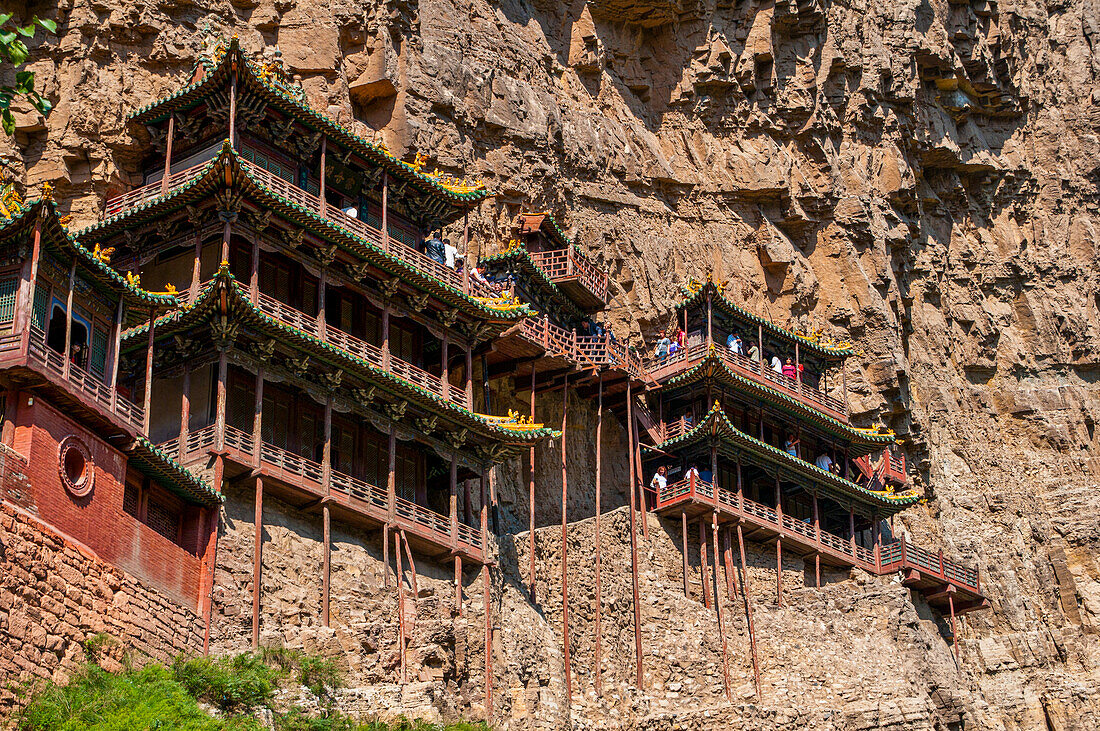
240,147,295,186
146,498,180,542
0,276,17,329
89,328,108,380
31,286,48,331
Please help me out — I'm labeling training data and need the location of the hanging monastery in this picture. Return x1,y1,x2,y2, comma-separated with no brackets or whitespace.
0,39,987,716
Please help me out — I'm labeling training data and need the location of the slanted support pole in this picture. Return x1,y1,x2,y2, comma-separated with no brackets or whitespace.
633,414,648,540
252,368,263,468
681,511,690,598
381,172,389,252
318,136,327,219
480,474,491,719
528,366,536,602
713,512,731,701
251,477,263,649
62,260,76,380
395,521,406,684
161,114,175,195
560,373,572,701
625,379,644,689
179,365,191,454
949,593,959,662
454,556,463,617
108,299,124,397
143,307,155,434
594,371,604,695
722,528,738,601
736,522,762,699
322,502,331,627
699,520,712,610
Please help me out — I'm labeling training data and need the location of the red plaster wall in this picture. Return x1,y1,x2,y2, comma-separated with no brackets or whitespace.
10,392,203,609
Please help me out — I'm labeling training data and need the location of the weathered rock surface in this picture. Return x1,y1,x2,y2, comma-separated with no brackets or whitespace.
3,0,1100,727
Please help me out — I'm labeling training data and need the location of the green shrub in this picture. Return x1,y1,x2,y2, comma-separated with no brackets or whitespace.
172,652,282,713
18,663,262,731
296,655,343,698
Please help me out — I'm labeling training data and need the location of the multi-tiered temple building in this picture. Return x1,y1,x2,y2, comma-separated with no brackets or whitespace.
0,37,986,719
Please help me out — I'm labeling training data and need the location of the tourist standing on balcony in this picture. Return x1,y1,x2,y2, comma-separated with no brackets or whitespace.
675,326,686,352
784,435,800,457
684,464,700,484
654,331,671,360
815,452,834,471
727,332,743,355
783,358,797,379
444,238,458,268
650,465,668,493
770,353,783,374
748,341,760,362
425,233,446,265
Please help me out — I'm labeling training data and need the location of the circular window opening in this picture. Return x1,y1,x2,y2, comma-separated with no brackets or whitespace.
58,436,94,498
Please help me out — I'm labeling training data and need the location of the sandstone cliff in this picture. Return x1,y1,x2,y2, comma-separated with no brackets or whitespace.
3,0,1100,728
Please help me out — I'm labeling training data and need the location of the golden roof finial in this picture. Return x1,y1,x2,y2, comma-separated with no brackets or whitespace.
41,182,53,201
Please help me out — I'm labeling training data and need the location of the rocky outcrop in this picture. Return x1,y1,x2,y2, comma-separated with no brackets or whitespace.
3,0,1100,727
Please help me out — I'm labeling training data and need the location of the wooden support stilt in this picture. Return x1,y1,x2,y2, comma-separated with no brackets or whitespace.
776,537,782,607
632,411,648,541
322,503,331,627
528,366,536,602
699,520,712,610
949,593,959,662
252,478,262,649
594,371,604,695
713,512,731,701
400,530,418,600
454,556,463,617
560,374,572,701
681,511,690,599
722,527,737,601
483,563,492,721
625,380,644,689
202,455,225,656
395,525,406,684
161,114,175,195
736,522,762,699
815,553,821,589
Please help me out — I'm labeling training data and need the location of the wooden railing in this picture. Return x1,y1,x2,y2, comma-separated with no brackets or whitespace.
529,248,609,303
252,290,470,408
104,162,210,217
238,159,499,299
855,449,907,486
22,326,146,434
653,474,978,590
646,341,849,421
164,424,482,553
519,315,643,377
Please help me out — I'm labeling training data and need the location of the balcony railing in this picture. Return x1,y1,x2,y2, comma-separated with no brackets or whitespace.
653,474,978,591
529,248,609,304
518,316,644,378
104,162,210,217
646,342,848,421
164,424,482,554
2,326,146,434
101,159,501,300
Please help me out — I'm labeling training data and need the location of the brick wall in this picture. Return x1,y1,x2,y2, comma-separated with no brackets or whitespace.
0,501,205,710
11,392,204,608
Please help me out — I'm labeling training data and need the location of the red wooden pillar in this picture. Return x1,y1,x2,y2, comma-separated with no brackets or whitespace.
318,136,327,219
381,305,391,369
322,502,331,627
252,477,263,649
812,492,821,588
252,367,264,468
381,172,389,252
560,373,572,700
736,522,762,699
214,349,227,452
161,114,175,195
528,366,536,602
454,556,463,617
594,371,604,695
625,379,644,688
713,511,731,700
699,520,712,610
228,62,238,146
949,593,959,661
681,511,690,598
774,475,783,606
395,521,406,684
179,365,191,455
143,307,155,434
849,507,856,557
480,474,492,720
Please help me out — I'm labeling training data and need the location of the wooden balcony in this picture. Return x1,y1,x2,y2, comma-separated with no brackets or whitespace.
164,424,484,562
854,448,907,487
0,327,146,435
653,474,984,610
646,342,849,422
101,158,500,300
528,248,609,310
518,316,644,379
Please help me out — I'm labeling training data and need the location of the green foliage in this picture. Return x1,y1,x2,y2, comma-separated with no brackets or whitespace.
81,632,122,664
296,655,343,698
0,13,55,135
274,713,491,731
17,663,262,731
171,652,283,713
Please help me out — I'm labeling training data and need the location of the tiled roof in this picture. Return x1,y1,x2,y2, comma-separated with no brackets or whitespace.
125,436,221,507
654,401,919,511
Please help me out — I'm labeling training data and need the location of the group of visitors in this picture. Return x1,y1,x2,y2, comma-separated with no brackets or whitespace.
653,328,686,360
648,463,713,493
419,232,508,293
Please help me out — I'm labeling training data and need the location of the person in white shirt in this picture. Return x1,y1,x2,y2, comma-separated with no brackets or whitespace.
771,354,783,374
685,464,700,483
444,239,458,268
650,466,668,492
815,453,833,471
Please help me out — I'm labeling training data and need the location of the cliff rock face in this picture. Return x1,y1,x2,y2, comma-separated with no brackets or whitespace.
4,0,1100,727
